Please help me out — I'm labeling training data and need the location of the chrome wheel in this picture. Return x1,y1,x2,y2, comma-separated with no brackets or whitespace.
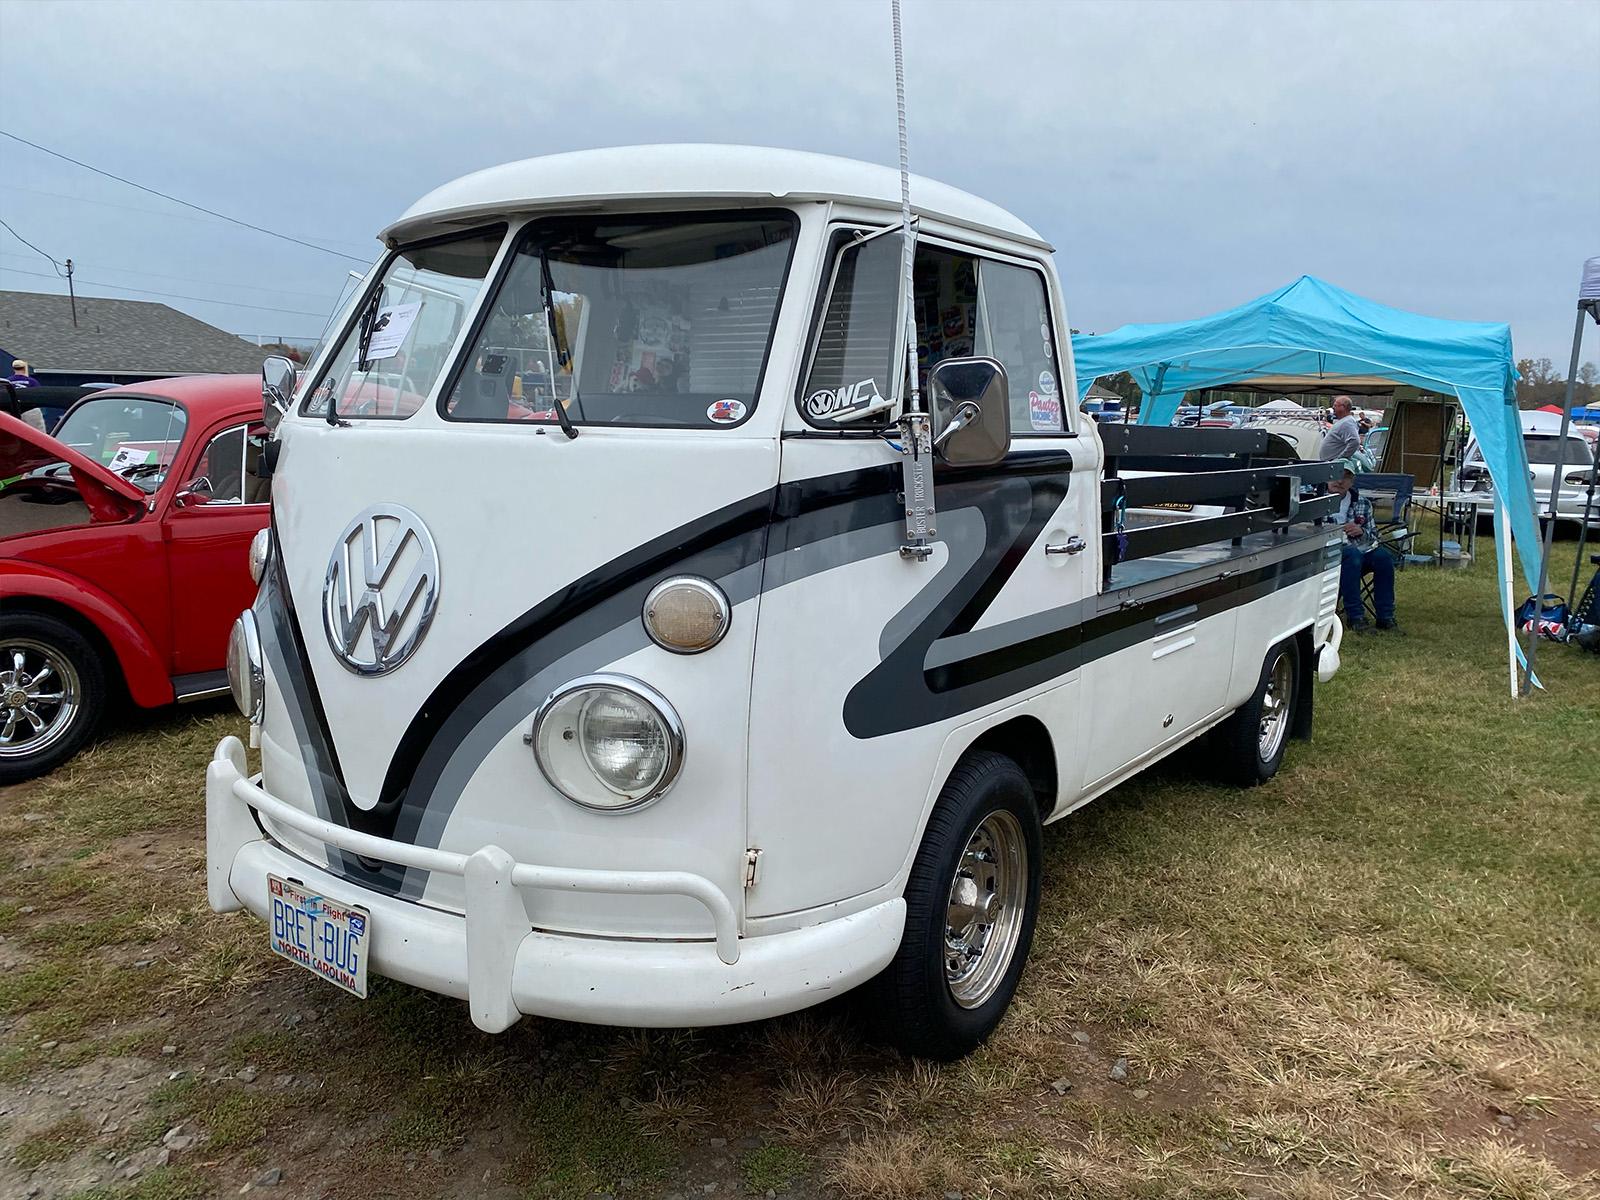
944,809,1028,1009
0,639,81,761
1257,651,1293,763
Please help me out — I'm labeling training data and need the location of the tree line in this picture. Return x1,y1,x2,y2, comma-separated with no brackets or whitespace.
1514,358,1598,410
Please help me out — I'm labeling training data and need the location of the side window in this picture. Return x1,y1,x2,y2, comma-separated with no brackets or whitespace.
190,425,245,504
799,230,904,424
977,260,1064,435
243,424,272,504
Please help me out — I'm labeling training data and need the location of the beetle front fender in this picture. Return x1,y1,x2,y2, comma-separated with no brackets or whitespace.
0,561,173,707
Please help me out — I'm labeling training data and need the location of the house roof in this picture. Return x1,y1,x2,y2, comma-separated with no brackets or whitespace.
0,290,268,377
384,144,1049,250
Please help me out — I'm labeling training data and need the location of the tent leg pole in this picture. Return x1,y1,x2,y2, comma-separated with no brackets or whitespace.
1521,309,1586,695
1502,499,1518,700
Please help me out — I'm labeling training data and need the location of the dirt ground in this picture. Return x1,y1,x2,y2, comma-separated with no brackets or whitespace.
2,541,1597,1200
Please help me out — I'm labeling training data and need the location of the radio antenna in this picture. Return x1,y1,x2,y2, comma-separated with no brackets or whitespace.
890,0,936,562
891,0,919,415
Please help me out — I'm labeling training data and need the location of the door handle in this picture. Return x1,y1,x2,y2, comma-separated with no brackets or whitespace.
1045,537,1087,556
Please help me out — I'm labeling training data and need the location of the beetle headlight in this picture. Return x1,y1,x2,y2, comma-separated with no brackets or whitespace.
530,675,683,811
227,611,265,723
248,528,272,585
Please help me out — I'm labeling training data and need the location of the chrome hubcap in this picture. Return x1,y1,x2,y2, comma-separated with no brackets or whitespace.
0,641,80,760
945,809,1027,1009
1257,652,1293,762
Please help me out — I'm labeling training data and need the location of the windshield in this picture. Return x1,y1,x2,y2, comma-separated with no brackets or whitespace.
443,212,795,428
304,227,505,420
52,396,189,493
1522,435,1593,466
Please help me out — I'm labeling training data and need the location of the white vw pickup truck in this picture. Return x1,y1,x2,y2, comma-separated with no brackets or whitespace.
209,145,1344,1060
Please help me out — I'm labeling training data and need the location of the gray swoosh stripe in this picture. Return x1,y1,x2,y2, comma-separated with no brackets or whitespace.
924,596,1089,671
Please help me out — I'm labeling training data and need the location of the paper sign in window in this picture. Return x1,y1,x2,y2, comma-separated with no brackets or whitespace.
365,302,422,361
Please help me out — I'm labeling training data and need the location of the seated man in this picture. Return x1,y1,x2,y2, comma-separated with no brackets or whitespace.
1328,464,1397,632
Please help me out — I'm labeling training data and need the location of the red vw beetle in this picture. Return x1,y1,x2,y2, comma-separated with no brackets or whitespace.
1,375,271,782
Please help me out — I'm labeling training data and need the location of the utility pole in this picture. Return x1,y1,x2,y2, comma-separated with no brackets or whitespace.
65,259,77,328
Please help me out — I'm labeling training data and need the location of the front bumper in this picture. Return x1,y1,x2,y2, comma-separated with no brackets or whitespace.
206,737,904,1031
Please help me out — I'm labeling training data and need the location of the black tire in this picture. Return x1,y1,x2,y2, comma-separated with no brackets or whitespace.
867,750,1042,1061
1214,638,1300,787
0,610,107,785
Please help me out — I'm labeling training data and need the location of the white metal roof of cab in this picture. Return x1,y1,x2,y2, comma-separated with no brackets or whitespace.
381,144,1050,251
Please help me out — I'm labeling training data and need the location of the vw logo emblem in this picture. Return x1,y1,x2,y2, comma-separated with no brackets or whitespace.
322,504,440,676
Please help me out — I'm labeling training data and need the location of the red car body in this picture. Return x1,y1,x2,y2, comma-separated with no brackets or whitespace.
2,375,269,726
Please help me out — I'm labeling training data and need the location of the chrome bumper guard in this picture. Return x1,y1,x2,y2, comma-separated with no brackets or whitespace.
205,736,741,1033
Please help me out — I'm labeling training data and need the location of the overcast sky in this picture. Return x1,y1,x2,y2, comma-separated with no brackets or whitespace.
1,0,1595,367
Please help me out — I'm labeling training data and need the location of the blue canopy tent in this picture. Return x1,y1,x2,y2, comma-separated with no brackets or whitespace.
1069,276,1541,599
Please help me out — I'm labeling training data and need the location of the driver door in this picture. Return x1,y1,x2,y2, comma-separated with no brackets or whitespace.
163,420,271,681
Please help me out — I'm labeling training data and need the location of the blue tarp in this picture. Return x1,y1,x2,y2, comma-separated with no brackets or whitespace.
1068,276,1542,599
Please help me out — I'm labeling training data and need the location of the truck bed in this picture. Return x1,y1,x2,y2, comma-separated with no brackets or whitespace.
1096,423,1343,598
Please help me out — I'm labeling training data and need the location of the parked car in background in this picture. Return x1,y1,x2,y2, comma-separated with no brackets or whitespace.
1455,410,1598,528
1,375,271,782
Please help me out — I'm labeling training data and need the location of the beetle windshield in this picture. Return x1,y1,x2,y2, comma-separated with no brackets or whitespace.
442,212,795,428
52,396,189,493
304,227,505,420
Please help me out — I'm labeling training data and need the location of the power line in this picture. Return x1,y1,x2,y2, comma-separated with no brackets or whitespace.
0,264,331,319
0,219,67,276
0,184,376,254
0,250,348,303
0,129,370,265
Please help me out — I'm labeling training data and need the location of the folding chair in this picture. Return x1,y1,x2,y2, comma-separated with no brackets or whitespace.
1354,473,1415,568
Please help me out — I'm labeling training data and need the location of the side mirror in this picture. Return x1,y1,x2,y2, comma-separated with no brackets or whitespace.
262,356,296,433
929,357,1010,467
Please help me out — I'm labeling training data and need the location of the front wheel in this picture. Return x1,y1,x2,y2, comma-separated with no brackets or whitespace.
0,612,107,785
1214,639,1299,787
868,750,1042,1061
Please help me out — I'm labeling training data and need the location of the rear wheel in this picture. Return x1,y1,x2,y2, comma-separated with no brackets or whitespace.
0,612,106,785
868,750,1042,1061
1214,639,1299,787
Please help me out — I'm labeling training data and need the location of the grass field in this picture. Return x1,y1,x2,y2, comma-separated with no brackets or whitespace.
1,537,1596,1200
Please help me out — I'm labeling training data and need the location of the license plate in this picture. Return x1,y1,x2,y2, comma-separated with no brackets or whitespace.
267,874,370,998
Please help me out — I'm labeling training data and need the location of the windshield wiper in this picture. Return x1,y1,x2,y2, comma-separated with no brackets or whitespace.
538,248,578,440
337,292,384,426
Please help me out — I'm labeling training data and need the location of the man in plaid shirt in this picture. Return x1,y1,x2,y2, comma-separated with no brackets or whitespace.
1328,464,1398,632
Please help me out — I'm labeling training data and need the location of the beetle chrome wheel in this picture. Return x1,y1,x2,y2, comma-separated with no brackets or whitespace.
944,809,1028,1009
0,640,81,761
1257,650,1293,763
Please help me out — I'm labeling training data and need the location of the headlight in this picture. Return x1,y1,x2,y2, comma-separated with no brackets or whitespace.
227,611,265,723
529,675,683,811
248,528,272,585
643,576,730,653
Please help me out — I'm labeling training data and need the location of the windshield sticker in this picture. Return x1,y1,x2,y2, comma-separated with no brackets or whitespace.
805,378,887,422
1038,369,1057,397
363,301,421,361
706,398,746,424
1029,390,1062,432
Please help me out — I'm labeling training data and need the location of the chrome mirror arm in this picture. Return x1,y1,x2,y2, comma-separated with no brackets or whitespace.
932,401,981,450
